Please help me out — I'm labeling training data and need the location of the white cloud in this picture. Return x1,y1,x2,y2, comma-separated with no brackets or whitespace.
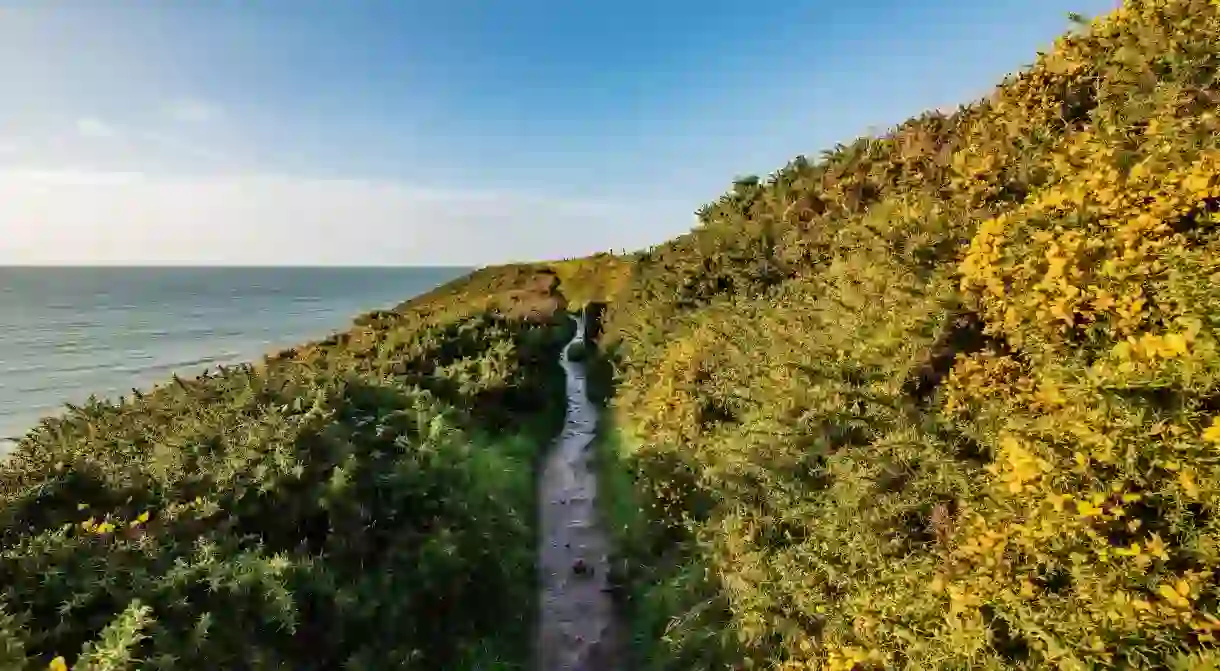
41,118,230,168
141,130,228,162
75,117,118,138
0,169,671,266
164,99,222,123
3,168,148,185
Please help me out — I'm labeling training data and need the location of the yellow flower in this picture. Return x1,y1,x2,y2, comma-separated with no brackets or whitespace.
1076,500,1104,517
49,656,68,671
1146,534,1169,560
1203,418,1220,444
1163,332,1190,357
1179,471,1201,499
1184,172,1213,196
1158,582,1191,609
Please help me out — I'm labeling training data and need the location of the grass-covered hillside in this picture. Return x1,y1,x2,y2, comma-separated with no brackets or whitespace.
583,0,1220,668
0,265,573,670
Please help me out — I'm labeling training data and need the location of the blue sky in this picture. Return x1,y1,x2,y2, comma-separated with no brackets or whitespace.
0,0,1119,265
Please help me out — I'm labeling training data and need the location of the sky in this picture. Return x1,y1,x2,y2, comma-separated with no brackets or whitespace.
0,0,1121,266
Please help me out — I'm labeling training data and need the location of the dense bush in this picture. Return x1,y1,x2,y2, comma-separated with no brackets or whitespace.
0,269,573,670
593,0,1220,668
549,255,636,310
566,341,590,363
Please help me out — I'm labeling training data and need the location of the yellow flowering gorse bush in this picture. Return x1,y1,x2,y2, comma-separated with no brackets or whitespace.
591,0,1220,668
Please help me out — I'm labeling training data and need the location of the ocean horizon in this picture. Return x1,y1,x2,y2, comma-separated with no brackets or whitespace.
0,265,470,448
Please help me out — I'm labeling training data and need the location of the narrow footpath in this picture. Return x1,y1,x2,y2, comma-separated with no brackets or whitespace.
536,315,619,671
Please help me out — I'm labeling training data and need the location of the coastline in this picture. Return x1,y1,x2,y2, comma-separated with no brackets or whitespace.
0,266,471,451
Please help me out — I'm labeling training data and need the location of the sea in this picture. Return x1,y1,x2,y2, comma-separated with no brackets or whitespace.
0,266,469,450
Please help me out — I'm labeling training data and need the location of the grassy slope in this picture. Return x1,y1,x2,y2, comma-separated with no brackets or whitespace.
580,1,1220,668
0,265,574,670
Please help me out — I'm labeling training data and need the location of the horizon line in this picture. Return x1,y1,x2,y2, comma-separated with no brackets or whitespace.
0,263,480,269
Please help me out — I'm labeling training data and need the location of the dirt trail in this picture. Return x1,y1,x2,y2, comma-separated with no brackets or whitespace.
536,315,619,671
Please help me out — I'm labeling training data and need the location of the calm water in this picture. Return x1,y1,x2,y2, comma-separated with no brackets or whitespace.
0,266,468,447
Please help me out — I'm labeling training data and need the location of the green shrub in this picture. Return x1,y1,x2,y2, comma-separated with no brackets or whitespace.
0,270,571,670
566,340,590,362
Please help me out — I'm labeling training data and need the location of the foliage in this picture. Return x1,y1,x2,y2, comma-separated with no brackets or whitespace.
566,341,590,363
0,268,573,670
548,254,637,309
595,0,1220,668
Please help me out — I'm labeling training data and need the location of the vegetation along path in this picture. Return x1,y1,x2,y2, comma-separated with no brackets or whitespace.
536,314,619,671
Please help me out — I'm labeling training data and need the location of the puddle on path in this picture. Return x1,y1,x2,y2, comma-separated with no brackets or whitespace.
536,317,619,671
